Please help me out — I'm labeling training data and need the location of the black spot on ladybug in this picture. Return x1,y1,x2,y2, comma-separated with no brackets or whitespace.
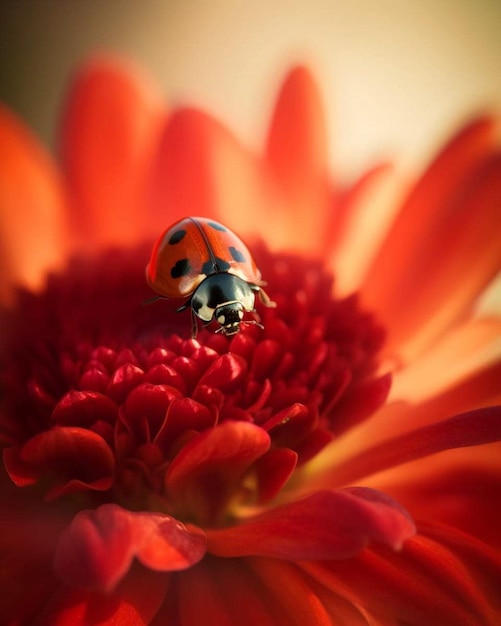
229,246,246,263
207,222,227,232
202,257,231,275
171,258,191,278
168,229,187,245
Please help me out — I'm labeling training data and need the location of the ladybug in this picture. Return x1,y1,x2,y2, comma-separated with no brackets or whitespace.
146,217,276,337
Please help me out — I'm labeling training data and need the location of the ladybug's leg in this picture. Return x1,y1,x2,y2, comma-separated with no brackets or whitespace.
175,299,198,337
252,285,277,308
190,310,199,338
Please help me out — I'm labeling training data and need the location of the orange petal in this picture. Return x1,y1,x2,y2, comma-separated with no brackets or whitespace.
368,444,501,548
264,66,331,252
303,360,501,491
327,163,406,295
0,104,67,303
390,317,501,403
59,55,164,250
148,107,270,240
361,116,501,359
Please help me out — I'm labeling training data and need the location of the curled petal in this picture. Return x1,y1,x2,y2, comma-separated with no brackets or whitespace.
166,422,271,524
122,383,182,441
207,488,415,559
198,353,247,391
4,427,115,499
51,390,118,427
54,504,206,591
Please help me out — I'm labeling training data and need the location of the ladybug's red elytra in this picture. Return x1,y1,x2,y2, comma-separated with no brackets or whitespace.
146,217,276,337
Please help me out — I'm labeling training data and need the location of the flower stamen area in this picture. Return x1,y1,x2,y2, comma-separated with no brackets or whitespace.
0,245,388,528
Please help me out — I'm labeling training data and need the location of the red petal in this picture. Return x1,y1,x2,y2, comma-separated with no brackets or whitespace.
322,406,501,488
330,372,392,435
51,390,118,427
337,354,501,461
303,523,501,625
362,116,501,358
36,563,169,626
4,427,115,497
247,558,344,626
254,447,298,502
106,363,145,403
2,445,39,486
379,450,501,548
0,104,67,302
197,353,247,391
175,558,279,626
60,55,164,249
165,422,270,524
265,66,331,252
155,398,215,450
207,488,415,559
54,504,206,591
122,383,182,441
0,500,65,625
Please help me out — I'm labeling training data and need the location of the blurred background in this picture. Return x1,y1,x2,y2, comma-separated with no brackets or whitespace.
1,0,500,179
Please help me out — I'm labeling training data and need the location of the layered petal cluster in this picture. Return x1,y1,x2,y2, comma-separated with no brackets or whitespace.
1,56,500,625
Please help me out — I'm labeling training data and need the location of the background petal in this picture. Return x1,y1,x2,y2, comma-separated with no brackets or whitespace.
0,104,67,302
59,55,164,249
361,116,501,360
148,107,270,239
307,406,501,489
264,65,331,252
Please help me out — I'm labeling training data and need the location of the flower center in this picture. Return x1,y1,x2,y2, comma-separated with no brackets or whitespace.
0,245,387,526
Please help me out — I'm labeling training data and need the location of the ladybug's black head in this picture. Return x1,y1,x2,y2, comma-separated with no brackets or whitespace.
189,273,257,336
214,302,244,336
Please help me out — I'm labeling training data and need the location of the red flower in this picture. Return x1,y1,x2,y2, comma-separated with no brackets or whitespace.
1,56,500,625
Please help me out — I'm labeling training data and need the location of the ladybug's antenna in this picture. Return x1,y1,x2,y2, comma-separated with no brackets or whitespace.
142,295,169,306
214,319,264,334
244,319,264,330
